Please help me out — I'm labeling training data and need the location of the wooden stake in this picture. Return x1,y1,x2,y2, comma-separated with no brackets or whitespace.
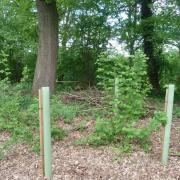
39,88,44,177
161,85,175,165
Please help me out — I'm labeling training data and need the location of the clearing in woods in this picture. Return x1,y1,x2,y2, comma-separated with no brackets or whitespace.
0,90,179,180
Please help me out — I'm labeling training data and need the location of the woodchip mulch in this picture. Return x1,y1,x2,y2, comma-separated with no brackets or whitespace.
0,117,179,180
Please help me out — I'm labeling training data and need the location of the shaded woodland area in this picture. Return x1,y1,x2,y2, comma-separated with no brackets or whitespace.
0,0,179,93
0,0,179,179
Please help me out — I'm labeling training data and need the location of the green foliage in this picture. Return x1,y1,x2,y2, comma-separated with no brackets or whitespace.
82,110,166,150
51,126,66,141
51,95,79,124
174,106,180,118
94,118,115,143
122,111,167,151
0,1,37,83
21,65,31,83
0,0,178,156
77,119,88,132
57,0,111,84
122,111,167,140
160,51,180,92
97,51,150,119
0,82,67,157
0,50,11,82
0,83,38,151
58,49,97,83
79,51,166,151
0,0,179,92
115,139,133,154
45,0,54,4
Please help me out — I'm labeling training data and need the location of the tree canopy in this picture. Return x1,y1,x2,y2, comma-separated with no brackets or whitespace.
0,0,179,93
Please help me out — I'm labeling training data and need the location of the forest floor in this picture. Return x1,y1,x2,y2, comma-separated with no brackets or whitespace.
0,93,180,180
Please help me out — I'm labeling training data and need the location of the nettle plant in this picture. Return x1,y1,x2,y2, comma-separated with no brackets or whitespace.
85,51,166,150
21,66,30,83
0,50,11,83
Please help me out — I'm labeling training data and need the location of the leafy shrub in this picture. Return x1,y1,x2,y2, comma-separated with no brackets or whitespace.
160,51,180,92
0,82,67,156
97,51,150,121
0,50,11,82
80,51,166,150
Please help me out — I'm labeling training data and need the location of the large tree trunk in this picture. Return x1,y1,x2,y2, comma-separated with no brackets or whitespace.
32,0,58,95
141,0,161,92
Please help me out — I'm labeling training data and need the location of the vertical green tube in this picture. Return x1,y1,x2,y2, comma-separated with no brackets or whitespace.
42,87,52,178
114,78,119,114
162,84,175,165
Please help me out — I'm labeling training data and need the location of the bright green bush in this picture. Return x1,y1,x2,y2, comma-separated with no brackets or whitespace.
96,51,150,120
160,51,180,92
81,51,166,150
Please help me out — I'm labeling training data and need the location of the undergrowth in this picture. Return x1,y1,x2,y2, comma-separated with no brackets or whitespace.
76,51,167,152
0,81,79,158
174,106,180,118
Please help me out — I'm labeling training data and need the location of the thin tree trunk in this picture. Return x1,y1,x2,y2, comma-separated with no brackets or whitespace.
32,0,58,95
141,0,161,92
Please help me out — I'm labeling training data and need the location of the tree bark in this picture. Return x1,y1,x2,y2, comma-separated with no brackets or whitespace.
141,0,161,92
32,0,58,95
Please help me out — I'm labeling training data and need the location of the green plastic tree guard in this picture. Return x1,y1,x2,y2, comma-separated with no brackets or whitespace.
161,84,175,165
114,78,119,114
42,87,52,178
